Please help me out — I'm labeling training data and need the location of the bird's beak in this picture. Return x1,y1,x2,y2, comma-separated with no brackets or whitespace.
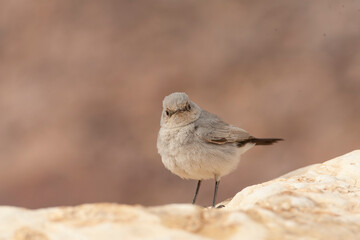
169,109,180,117
168,108,185,117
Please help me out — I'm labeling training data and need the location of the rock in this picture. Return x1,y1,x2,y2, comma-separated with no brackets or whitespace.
1,150,360,240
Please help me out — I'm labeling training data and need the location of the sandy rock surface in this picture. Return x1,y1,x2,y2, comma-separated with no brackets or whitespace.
1,150,359,240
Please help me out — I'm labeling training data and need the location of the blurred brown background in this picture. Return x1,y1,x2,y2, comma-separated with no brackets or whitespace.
0,0,359,209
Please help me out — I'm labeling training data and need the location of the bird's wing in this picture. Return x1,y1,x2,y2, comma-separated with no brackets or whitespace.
195,110,251,145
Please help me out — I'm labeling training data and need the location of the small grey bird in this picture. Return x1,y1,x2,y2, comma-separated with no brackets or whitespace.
157,92,283,207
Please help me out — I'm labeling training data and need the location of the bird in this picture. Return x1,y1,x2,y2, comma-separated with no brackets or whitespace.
157,92,283,207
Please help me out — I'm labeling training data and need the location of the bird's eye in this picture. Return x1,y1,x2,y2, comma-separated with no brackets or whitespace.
165,110,170,116
187,104,191,110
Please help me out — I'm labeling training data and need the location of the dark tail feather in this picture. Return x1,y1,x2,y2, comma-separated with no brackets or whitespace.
236,138,283,147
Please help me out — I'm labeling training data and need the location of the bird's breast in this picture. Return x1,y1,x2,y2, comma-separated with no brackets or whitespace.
158,125,195,152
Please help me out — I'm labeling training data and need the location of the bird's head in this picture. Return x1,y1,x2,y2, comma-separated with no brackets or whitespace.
160,92,201,128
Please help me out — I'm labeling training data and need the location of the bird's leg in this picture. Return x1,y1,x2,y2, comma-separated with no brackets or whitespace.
192,180,202,204
212,180,220,207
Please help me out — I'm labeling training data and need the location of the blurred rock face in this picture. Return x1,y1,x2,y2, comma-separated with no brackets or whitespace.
0,0,359,208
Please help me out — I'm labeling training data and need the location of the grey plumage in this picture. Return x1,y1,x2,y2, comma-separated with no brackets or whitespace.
157,92,283,206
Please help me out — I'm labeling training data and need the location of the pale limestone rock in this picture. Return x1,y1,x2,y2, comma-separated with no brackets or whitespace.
1,150,360,240
224,150,360,239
